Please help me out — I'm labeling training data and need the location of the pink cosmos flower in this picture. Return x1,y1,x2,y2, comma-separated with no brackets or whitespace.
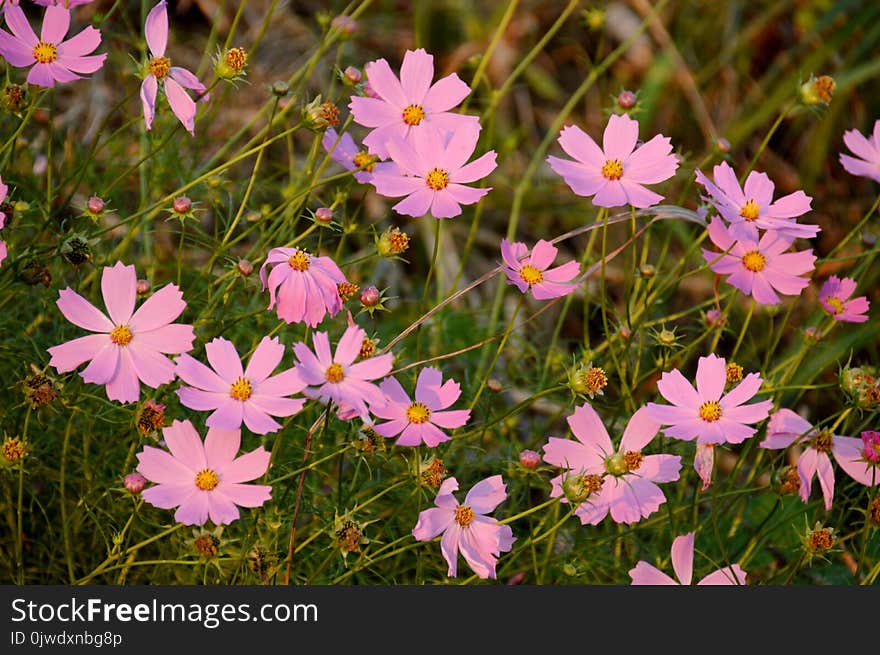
259,247,347,327
546,113,679,209
839,119,880,183
500,238,580,300
411,475,515,579
321,127,396,184
819,275,869,323
629,532,747,585
371,124,496,218
141,1,209,135
137,420,271,526
695,161,817,242
702,217,816,305
348,47,480,159
862,431,880,465
371,367,471,447
175,336,306,435
0,174,7,266
0,5,106,87
32,1,94,7
292,324,393,421
542,404,682,525
47,262,195,403
693,443,715,491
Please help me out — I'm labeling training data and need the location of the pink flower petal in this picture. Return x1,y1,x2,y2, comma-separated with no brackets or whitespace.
144,0,168,57
142,483,195,510
177,386,226,411
5,5,37,47
164,76,197,135
56,288,113,333
567,403,613,455
80,342,119,385
557,124,605,168
619,406,661,452
162,419,208,471
399,47,433,104
126,343,176,388
243,336,284,383
670,532,694,585
101,261,136,326
242,403,283,435
629,561,678,585
222,446,270,483
422,72,471,113
206,398,244,431
602,113,638,161
364,57,408,108
175,353,228,392
47,333,109,373
57,25,101,57
411,507,453,541
140,74,158,131
104,349,141,403
137,445,196,484
218,483,271,508
204,427,241,470
205,338,243,382
695,354,726,402
463,474,506,514
128,283,186,332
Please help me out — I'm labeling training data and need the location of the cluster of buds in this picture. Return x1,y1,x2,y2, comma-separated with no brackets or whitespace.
375,226,410,258
22,366,58,408
1,436,28,466
216,47,248,82
840,365,880,411
567,360,608,399
333,511,369,558
799,74,835,106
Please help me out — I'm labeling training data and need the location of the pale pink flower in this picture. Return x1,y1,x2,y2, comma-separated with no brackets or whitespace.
819,275,869,323
542,404,682,525
500,238,580,300
702,217,816,305
411,475,515,579
292,324,393,421
32,1,94,6
693,443,715,491
141,1,209,135
546,113,678,209
0,174,7,266
321,127,396,184
629,532,747,585
348,47,480,159
47,262,194,403
695,161,817,241
371,124,496,218
371,367,471,447
0,4,106,87
137,420,271,526
259,247,347,327
839,119,880,183
175,336,306,435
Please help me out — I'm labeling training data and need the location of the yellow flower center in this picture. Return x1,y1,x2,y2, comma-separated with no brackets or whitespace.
698,401,722,422
33,41,58,64
740,199,760,221
402,104,425,126
353,151,377,172
110,325,133,346
454,505,475,527
194,469,219,491
826,297,845,315
623,451,643,472
325,363,345,383
2,438,28,464
288,250,311,271
741,250,766,273
813,429,834,454
601,159,624,180
726,362,743,384
519,265,543,285
229,377,252,401
149,56,171,80
406,402,431,424
583,367,608,394
425,168,450,191
359,338,376,360
224,47,247,72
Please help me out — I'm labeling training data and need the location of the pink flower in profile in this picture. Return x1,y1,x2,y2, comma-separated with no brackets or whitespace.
546,113,679,209
702,217,816,305
542,404,682,525
411,475,515,579
47,262,195,403
0,5,106,87
629,532,747,585
32,1,94,7
371,367,471,447
321,127,396,184
695,161,817,242
259,247,347,327
0,174,7,266
141,1,209,135
175,336,306,435
819,275,869,323
292,324,393,421
137,420,271,526
348,47,480,159
500,238,580,300
839,119,880,183
371,124,496,218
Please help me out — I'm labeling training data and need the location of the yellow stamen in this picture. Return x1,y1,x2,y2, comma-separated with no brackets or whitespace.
353,151,376,172
194,469,219,491
519,265,543,285
288,250,311,271
601,159,624,180
698,401,722,422
623,451,643,472
149,56,171,80
425,168,449,191
33,42,58,64
230,377,252,401
454,505,475,526
325,363,345,383
826,297,845,315
402,104,425,126
406,402,431,424
110,325,133,346
740,199,760,221
741,250,766,272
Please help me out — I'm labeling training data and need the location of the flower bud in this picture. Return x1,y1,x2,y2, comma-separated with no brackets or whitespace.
303,96,339,130
704,308,726,328
172,196,192,215
343,66,362,85
715,137,731,153
237,259,254,276
360,285,380,307
376,226,410,257
1,437,28,465
217,46,247,80
271,81,290,97
519,449,541,470
617,90,636,110
86,196,105,217
124,472,146,494
562,472,603,505
136,279,150,295
860,431,880,464
2,83,27,114
315,207,334,224
568,361,608,399
657,328,677,347
331,14,357,37
799,75,835,106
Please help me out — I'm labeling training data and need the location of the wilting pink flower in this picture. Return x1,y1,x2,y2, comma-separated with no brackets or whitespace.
693,443,715,491
547,113,678,209
259,247,347,327
500,238,580,300
292,324,393,421
0,174,7,266
819,275,869,323
371,367,470,447
695,161,817,242
47,262,195,403
840,119,880,183
542,404,682,525
412,475,515,579
175,336,306,435
0,5,106,87
141,1,209,135
702,217,816,305
349,47,480,159
629,532,747,585
321,127,393,184
137,420,271,526
371,124,496,218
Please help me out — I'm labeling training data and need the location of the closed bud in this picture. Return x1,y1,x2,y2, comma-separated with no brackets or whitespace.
271,81,290,97
172,196,192,215
617,90,636,110
86,196,105,217
315,207,334,224
331,14,357,37
343,66,362,85
519,449,541,470
124,472,146,494
136,279,151,295
360,285,380,307
237,259,254,276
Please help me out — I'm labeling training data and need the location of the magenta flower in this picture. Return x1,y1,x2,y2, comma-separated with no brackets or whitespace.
0,4,106,88
0,174,7,266
819,275,869,323
137,420,271,526
32,1,94,6
47,262,195,403
321,127,396,184
702,217,816,305
141,1,209,135
839,119,880,183
411,475,515,579
371,124,496,218
542,404,682,525
292,324,393,421
629,532,747,585
695,161,817,242
259,247,347,327
371,367,471,447
348,47,480,159
500,238,580,300
546,113,679,209
175,336,306,435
